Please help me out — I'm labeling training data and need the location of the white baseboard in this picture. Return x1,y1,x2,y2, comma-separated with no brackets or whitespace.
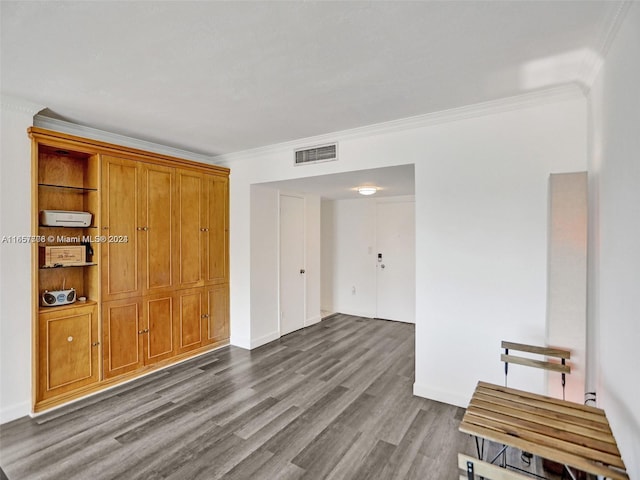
413,382,468,408
334,308,375,319
229,335,251,349
0,400,31,425
305,315,321,327
250,331,280,349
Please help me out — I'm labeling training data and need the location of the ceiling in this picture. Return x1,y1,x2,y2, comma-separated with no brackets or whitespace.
1,1,625,158
259,165,415,200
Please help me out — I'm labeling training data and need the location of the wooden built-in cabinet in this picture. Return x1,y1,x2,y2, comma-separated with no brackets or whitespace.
101,156,178,301
176,169,229,289
37,302,99,401
31,128,230,412
175,284,229,355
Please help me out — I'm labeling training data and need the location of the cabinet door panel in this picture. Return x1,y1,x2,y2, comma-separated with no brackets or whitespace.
38,304,99,400
176,289,203,353
102,156,140,300
204,175,228,285
47,315,92,388
177,171,203,288
144,295,174,364
103,298,143,379
142,164,176,294
205,284,229,344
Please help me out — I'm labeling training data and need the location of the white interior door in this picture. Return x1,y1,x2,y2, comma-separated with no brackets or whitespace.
280,194,306,335
376,200,415,323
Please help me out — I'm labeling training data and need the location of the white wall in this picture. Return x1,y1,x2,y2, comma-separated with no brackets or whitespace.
588,3,640,476
0,96,43,423
320,196,415,320
222,95,588,408
320,199,334,313
250,185,280,347
323,198,377,318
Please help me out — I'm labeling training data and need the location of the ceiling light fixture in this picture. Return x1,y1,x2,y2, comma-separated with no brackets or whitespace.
357,186,378,196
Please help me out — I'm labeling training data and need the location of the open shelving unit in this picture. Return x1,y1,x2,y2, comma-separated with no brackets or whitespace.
36,144,100,308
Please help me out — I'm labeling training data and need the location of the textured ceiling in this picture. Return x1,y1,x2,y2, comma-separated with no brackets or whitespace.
1,1,625,156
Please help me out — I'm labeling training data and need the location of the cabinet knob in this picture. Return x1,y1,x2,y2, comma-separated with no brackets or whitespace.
67,336,73,342
201,314,209,319
92,342,100,347
138,330,145,334
200,228,209,232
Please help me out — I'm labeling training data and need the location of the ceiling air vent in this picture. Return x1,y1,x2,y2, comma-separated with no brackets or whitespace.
294,143,338,166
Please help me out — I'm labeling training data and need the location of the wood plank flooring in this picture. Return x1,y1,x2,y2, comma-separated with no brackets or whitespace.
0,314,546,479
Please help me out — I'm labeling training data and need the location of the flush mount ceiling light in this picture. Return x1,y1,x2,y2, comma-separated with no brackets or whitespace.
357,186,378,196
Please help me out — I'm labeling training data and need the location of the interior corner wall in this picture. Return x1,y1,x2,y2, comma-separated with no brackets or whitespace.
0,100,41,423
324,197,378,318
225,96,587,408
587,3,640,476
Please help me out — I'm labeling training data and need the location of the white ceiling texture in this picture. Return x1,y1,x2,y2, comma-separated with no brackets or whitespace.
0,1,627,198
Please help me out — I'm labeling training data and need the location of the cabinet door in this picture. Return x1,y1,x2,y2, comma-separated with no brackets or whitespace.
103,298,143,379
143,294,175,365
37,304,99,401
177,170,204,288
102,156,141,301
203,283,229,345
203,174,229,285
175,288,204,354
140,164,176,295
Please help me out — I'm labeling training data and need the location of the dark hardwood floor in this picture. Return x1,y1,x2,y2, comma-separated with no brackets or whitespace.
0,314,543,479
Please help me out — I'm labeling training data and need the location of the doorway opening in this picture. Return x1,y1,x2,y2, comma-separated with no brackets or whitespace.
249,164,415,345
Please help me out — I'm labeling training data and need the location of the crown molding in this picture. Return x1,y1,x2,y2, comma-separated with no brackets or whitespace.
33,115,217,165
578,1,633,91
0,95,45,116
214,84,584,166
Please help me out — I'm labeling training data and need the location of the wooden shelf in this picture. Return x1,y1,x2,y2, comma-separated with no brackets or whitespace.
38,183,97,192
39,299,98,314
38,225,97,229
40,263,97,270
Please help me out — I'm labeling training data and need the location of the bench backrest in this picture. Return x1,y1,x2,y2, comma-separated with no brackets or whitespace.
501,340,571,399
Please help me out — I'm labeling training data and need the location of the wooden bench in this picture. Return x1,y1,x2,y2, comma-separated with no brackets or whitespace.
458,453,532,480
459,382,629,480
